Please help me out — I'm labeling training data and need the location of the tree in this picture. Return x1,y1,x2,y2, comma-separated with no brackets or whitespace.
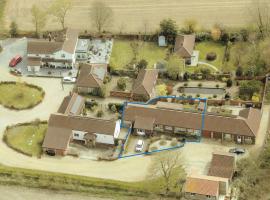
183,19,197,34
236,66,243,77
9,21,18,37
166,55,184,80
252,93,260,102
31,4,47,37
159,18,178,44
136,59,148,71
249,0,270,38
90,1,113,33
211,24,222,41
130,40,142,63
226,79,233,87
239,80,262,100
50,0,72,30
149,151,185,194
117,78,127,91
156,84,168,96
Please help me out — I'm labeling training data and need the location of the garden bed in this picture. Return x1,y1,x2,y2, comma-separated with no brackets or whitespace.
0,81,45,110
178,86,225,95
3,121,47,157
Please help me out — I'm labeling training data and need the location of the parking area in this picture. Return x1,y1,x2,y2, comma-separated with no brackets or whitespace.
123,135,149,155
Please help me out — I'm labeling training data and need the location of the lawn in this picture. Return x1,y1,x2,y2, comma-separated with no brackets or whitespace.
0,82,45,110
4,122,47,157
110,39,168,70
195,41,226,70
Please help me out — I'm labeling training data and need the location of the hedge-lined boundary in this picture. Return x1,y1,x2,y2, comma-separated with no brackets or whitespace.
0,165,153,198
0,81,45,110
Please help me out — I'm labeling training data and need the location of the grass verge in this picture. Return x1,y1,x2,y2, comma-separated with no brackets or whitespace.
0,81,45,110
0,0,6,30
3,121,47,157
0,165,163,199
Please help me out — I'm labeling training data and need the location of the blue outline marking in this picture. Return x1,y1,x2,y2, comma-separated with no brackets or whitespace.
118,96,208,159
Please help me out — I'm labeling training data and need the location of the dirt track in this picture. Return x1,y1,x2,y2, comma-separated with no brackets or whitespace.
4,0,270,33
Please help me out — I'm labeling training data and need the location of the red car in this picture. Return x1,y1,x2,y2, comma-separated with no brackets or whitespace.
9,55,22,67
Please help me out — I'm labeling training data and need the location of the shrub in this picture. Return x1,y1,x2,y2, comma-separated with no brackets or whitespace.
239,80,262,100
9,21,18,37
213,94,217,98
110,105,117,113
166,85,173,95
48,71,52,75
226,79,233,87
216,84,219,88
170,138,178,147
196,94,200,97
108,103,123,112
117,78,127,91
236,67,243,77
136,59,148,70
206,52,217,61
184,83,188,87
159,139,167,146
198,83,202,87
96,110,104,118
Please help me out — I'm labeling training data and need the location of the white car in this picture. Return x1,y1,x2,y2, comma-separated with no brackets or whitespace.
63,77,76,83
135,139,144,152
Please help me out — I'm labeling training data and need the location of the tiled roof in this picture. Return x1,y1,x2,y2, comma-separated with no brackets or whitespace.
132,69,158,97
184,177,219,196
174,35,195,58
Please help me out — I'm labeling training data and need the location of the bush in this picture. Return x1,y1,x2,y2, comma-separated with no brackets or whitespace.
96,110,104,118
108,103,123,112
170,138,178,147
216,84,219,88
198,83,202,87
166,85,173,95
159,139,167,146
110,105,117,113
213,94,217,98
196,94,200,97
117,78,127,91
239,80,262,100
184,83,188,87
206,52,217,61
226,79,233,87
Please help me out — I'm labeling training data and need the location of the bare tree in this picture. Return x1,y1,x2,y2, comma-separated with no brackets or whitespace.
150,151,185,194
31,4,47,37
50,0,73,30
90,1,113,33
249,0,270,38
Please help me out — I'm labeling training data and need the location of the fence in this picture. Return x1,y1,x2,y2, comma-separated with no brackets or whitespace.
110,91,132,99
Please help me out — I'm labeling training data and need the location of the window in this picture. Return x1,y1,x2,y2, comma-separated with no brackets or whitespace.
61,54,65,58
137,129,144,133
206,195,211,198
74,133,79,137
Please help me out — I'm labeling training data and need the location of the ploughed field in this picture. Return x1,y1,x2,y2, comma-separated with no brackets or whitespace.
4,0,269,33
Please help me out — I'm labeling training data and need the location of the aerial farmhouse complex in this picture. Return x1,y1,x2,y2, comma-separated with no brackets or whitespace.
1,1,270,198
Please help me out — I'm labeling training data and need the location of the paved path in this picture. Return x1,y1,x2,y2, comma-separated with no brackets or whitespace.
198,61,219,72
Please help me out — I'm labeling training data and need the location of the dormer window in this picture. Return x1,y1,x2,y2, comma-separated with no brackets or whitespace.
61,54,65,58
36,54,39,56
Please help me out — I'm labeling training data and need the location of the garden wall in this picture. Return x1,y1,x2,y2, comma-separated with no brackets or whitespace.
110,91,132,99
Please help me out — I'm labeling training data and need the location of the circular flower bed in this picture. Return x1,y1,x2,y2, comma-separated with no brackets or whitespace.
0,81,45,110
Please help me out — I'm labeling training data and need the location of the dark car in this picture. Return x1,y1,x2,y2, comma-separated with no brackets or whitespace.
229,148,246,155
9,55,22,67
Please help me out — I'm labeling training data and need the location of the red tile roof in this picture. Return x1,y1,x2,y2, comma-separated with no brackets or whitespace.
184,177,219,196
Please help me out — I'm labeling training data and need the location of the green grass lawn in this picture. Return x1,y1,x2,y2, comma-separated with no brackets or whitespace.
110,39,168,70
195,41,226,69
4,122,47,157
0,82,45,110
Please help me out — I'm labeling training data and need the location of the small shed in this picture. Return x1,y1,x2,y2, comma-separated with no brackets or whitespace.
158,35,167,47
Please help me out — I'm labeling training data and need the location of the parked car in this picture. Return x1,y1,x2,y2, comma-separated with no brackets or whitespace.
229,148,246,155
135,139,144,152
63,76,76,83
9,55,22,67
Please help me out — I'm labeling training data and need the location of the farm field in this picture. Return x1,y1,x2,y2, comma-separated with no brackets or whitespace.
4,0,270,33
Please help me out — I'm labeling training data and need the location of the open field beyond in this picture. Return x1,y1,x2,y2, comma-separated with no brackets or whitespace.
4,0,270,33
